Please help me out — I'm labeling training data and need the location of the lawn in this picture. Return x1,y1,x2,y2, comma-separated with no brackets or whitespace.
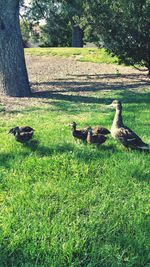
0,49,150,267
25,47,119,64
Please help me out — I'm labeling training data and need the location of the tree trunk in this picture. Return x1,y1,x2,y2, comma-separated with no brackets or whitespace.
72,25,83,48
148,66,150,76
0,0,31,96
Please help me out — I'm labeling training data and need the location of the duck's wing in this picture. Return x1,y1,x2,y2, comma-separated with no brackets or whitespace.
19,126,34,132
118,126,148,149
79,126,89,133
92,134,107,144
93,126,110,135
20,131,34,141
19,126,34,133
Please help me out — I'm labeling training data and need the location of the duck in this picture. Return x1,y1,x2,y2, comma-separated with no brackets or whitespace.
109,100,149,151
92,125,110,135
87,127,107,147
69,122,88,142
8,126,34,135
13,127,34,143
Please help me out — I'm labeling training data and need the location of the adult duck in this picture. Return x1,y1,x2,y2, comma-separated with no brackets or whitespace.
109,100,149,151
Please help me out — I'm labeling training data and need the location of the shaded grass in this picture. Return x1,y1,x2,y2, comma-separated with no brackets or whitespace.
25,47,119,64
0,86,150,267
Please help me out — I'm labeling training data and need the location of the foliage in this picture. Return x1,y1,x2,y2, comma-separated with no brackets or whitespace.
23,0,89,47
86,0,150,73
40,11,72,47
20,20,31,47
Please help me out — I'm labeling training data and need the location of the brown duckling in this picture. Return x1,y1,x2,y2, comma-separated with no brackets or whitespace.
13,127,34,143
87,127,107,147
9,126,34,135
69,122,88,142
109,100,149,151
92,125,110,135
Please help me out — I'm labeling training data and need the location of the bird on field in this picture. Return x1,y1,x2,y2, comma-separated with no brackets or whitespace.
11,126,34,143
69,121,89,142
8,126,34,135
87,127,107,147
109,100,149,151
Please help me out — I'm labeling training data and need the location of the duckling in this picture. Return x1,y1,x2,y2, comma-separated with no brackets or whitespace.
69,122,88,142
92,125,110,135
13,127,34,143
109,100,149,151
87,127,107,147
9,126,34,135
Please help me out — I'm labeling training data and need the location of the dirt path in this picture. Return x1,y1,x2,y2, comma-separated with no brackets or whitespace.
0,55,150,111
27,55,150,94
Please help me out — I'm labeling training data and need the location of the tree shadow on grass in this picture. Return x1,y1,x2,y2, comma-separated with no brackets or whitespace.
31,90,110,104
0,150,32,170
31,78,150,94
0,152,16,169
131,167,150,181
30,84,150,107
67,73,149,80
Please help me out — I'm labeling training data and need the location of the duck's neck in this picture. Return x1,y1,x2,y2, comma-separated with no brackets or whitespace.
72,126,76,132
87,131,92,142
112,108,123,129
15,131,21,137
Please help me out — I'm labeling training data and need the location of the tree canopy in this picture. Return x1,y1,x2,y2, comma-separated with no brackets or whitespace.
86,0,150,73
22,0,88,47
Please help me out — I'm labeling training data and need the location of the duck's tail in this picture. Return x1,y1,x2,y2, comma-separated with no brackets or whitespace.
137,144,150,152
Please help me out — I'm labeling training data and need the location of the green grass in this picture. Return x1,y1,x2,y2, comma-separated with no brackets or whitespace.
25,47,119,64
0,86,150,265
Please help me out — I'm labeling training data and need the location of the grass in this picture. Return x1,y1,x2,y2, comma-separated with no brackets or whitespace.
25,47,119,64
0,51,150,266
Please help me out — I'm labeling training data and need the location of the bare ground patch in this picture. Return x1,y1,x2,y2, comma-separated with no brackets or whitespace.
0,55,150,112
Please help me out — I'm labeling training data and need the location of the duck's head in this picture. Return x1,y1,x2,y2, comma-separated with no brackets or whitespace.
8,126,19,135
69,122,77,129
13,127,20,134
108,100,122,110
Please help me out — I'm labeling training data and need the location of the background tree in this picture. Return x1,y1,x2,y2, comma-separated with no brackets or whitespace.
39,2,72,47
20,19,31,47
87,0,150,74
40,17,71,47
0,0,30,96
60,0,86,47
25,0,88,47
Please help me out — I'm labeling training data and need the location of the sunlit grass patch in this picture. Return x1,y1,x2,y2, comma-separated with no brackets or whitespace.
25,47,119,64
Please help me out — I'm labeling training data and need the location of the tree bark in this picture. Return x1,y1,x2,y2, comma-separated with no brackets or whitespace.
0,0,31,96
72,24,83,48
148,65,150,76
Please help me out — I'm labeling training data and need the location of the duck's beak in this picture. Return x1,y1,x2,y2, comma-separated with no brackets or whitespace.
107,103,116,109
107,103,114,109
